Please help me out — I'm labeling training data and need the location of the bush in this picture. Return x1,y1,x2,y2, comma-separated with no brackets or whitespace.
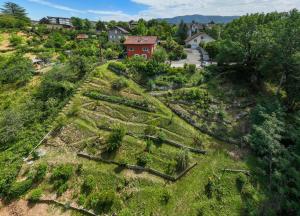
160,190,172,204
104,48,119,60
28,188,42,202
0,54,34,85
9,34,23,47
111,78,128,91
184,64,197,74
152,47,167,63
165,161,176,175
145,139,153,153
82,175,96,194
157,131,166,144
176,149,189,172
67,99,81,117
51,164,73,195
88,190,118,213
236,173,248,192
108,62,127,73
137,152,151,167
33,163,47,183
51,164,73,183
107,126,126,152
7,178,33,200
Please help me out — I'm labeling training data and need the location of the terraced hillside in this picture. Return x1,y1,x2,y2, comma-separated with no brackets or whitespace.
10,64,262,216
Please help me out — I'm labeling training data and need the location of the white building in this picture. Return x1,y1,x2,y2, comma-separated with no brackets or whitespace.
185,32,215,49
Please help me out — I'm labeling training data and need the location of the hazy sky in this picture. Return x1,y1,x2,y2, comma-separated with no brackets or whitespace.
1,0,300,21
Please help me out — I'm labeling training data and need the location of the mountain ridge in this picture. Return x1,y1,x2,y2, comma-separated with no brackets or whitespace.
159,14,239,24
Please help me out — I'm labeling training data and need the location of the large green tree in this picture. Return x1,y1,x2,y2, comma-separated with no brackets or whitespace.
176,20,188,45
1,2,28,20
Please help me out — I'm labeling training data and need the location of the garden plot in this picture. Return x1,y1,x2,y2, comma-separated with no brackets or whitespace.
152,85,252,145
37,64,205,181
16,64,259,216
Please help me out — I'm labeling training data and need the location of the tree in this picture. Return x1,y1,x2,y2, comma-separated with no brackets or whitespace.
84,18,92,31
96,20,106,32
152,47,167,63
133,19,147,35
71,17,84,30
44,32,65,49
176,20,188,45
0,54,34,85
1,2,29,22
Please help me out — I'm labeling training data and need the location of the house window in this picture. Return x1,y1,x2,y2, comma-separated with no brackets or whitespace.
141,54,147,58
128,47,135,51
142,47,149,52
134,54,140,57
201,36,204,39
194,39,197,43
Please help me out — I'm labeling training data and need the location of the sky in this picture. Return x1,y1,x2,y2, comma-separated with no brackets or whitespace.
1,0,300,21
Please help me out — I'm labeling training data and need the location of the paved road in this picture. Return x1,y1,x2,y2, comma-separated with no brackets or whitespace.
171,48,202,68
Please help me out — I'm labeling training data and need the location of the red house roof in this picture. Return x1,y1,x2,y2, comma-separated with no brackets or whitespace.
124,36,157,45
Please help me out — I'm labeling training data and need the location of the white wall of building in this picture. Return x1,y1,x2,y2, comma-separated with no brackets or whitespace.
186,33,215,49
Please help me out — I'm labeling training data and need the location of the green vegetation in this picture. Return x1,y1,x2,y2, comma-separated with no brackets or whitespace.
107,125,126,152
0,2,299,215
28,188,43,202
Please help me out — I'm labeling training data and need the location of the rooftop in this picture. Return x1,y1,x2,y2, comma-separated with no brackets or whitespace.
185,32,209,42
124,36,157,45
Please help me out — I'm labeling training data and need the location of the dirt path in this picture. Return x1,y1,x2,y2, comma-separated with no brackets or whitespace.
0,199,70,216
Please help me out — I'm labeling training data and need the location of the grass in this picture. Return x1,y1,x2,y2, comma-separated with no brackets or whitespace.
14,63,264,215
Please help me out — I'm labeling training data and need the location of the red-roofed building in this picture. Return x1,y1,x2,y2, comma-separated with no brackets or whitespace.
124,36,157,59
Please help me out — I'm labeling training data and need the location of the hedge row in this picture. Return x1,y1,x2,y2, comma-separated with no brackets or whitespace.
108,62,127,74
83,91,154,112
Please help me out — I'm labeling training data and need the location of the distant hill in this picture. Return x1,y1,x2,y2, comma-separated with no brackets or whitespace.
160,14,239,24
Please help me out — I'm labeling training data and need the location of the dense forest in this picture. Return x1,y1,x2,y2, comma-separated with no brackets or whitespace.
0,2,299,215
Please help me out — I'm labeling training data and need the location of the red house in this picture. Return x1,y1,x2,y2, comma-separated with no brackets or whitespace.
124,36,157,59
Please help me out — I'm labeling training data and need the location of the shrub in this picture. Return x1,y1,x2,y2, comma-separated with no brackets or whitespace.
157,131,166,144
104,48,119,60
56,182,68,196
88,190,118,213
137,152,151,167
33,163,47,183
144,124,157,136
204,177,214,199
152,47,167,63
51,164,73,196
107,126,126,152
51,164,73,183
7,178,33,200
160,190,172,204
67,99,81,117
108,62,127,73
193,135,204,148
28,188,42,202
0,54,34,85
145,139,153,153
82,175,96,194
184,64,197,74
111,78,128,91
176,149,189,172
236,173,248,192
76,164,83,175
9,34,23,47
165,161,176,175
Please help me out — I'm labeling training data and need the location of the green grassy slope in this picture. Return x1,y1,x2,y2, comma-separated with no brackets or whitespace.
15,63,264,215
